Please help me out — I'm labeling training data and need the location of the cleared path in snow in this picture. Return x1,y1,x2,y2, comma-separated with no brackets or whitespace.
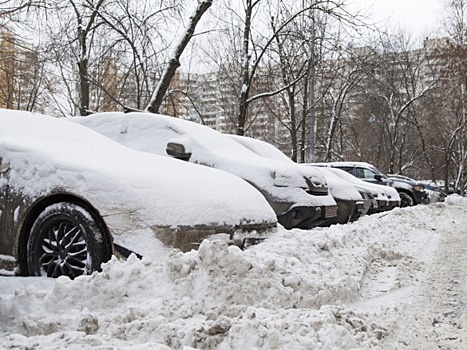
380,202,467,349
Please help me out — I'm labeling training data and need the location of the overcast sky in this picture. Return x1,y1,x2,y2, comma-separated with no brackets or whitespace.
351,0,445,37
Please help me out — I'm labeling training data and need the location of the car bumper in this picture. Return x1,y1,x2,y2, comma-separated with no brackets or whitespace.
413,190,429,204
368,199,389,214
327,199,365,225
277,204,338,229
350,200,366,221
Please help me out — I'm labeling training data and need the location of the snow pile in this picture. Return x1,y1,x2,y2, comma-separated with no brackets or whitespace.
3,197,466,349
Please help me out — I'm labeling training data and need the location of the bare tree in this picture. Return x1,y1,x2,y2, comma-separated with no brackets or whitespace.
27,0,183,116
146,0,213,114
433,0,467,193
0,0,47,29
71,0,105,115
350,33,438,174
319,47,378,161
95,0,180,110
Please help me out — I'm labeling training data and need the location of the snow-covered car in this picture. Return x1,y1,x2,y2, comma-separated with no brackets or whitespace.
422,183,447,203
0,109,278,278
314,166,400,213
388,174,445,203
227,135,366,224
72,112,338,230
316,162,418,207
309,167,367,223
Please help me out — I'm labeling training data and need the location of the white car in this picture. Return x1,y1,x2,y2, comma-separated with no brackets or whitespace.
227,135,367,224
0,109,277,278
319,167,400,213
72,112,338,229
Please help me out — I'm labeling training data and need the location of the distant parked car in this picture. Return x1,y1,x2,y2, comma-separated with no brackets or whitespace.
72,112,338,230
0,109,277,278
310,166,400,214
318,162,425,207
226,135,367,224
421,183,447,203
388,174,446,203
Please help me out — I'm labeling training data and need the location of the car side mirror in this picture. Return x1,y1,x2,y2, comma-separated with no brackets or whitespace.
166,142,191,161
374,174,383,181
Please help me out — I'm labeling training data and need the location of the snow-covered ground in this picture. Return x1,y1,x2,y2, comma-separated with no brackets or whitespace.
1,196,466,350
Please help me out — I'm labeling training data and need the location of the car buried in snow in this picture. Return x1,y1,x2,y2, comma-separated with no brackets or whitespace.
226,134,367,224
72,112,338,230
319,162,422,207
0,109,277,279
318,166,400,214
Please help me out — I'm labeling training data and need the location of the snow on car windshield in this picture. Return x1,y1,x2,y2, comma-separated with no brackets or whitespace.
71,112,262,165
227,134,292,162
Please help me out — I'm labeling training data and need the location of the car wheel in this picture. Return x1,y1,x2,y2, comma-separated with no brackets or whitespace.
27,202,111,279
399,192,414,207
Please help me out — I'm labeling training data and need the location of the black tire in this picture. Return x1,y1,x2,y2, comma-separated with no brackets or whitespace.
399,192,414,207
27,202,111,279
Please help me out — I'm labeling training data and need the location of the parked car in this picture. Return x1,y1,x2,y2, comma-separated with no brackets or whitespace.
420,183,447,203
0,109,278,278
387,174,446,203
318,162,424,207
311,167,368,224
226,135,367,224
310,165,399,214
72,112,338,230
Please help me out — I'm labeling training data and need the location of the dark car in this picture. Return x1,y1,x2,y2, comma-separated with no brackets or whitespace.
388,174,447,203
319,162,427,207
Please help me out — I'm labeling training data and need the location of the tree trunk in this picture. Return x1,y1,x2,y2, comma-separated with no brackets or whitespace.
236,0,255,135
146,0,212,114
78,57,90,116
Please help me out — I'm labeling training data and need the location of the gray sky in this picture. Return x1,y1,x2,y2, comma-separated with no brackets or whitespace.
350,0,444,36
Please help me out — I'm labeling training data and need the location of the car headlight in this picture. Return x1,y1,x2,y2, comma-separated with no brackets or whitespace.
413,185,423,192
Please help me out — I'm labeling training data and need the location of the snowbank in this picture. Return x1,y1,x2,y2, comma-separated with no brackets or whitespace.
1,196,466,349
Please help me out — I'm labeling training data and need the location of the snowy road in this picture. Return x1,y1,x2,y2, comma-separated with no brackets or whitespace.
379,202,467,349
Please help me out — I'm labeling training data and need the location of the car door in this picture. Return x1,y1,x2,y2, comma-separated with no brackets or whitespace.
0,156,21,260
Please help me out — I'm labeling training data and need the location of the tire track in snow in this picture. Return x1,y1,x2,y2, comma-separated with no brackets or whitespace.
380,203,467,349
